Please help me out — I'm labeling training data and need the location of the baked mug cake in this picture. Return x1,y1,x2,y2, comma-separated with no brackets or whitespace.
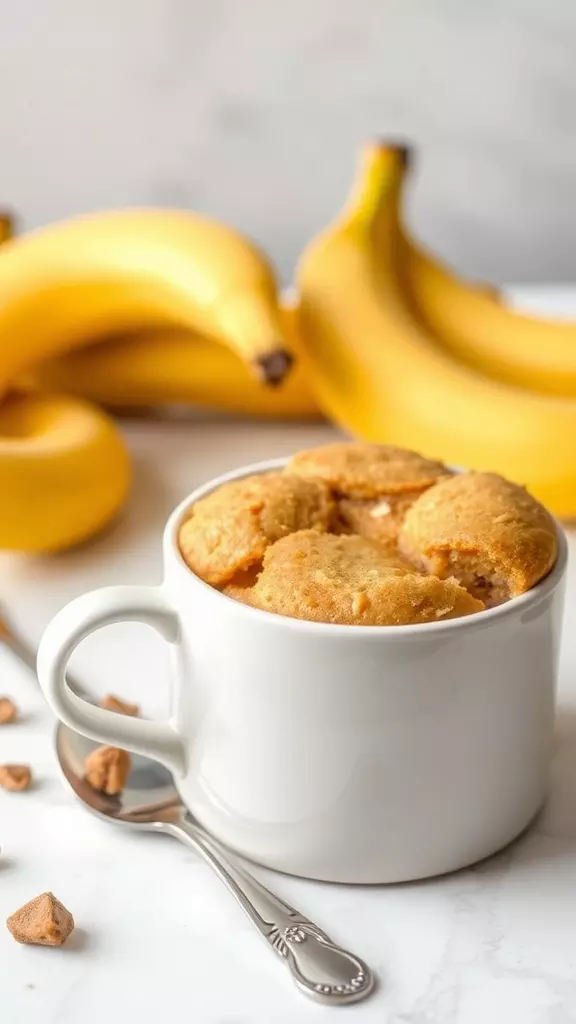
177,442,558,626
37,444,567,883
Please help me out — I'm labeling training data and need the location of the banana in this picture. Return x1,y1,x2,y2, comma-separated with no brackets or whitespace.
392,149,576,396
0,208,291,389
0,390,130,551
27,307,321,421
0,208,296,552
296,142,576,517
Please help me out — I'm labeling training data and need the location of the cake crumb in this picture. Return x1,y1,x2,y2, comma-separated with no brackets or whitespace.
370,501,392,518
100,694,139,717
85,746,130,795
0,697,17,724
0,764,32,791
7,893,74,947
352,592,369,616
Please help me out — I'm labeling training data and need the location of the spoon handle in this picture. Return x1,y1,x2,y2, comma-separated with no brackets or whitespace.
168,818,374,1006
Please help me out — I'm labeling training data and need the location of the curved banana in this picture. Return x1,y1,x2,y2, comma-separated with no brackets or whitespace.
0,208,296,552
296,142,576,516
387,146,576,396
0,208,291,389
27,307,321,421
0,390,130,551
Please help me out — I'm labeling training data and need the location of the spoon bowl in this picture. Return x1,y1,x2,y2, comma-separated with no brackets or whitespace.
56,724,181,826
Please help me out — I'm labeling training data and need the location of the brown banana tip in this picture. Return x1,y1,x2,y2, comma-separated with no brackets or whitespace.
0,210,16,242
255,349,294,387
373,138,415,170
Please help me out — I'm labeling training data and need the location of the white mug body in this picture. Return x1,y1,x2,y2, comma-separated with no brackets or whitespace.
38,459,567,883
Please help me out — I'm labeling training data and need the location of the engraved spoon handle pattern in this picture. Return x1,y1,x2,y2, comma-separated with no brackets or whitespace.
167,818,375,1005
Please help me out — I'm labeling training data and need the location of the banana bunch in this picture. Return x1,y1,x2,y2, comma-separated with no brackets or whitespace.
0,210,315,552
296,142,576,516
4,141,576,554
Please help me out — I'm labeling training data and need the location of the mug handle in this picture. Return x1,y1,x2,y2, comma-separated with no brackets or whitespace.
37,585,186,777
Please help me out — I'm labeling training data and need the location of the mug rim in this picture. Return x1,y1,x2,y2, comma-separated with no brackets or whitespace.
165,457,568,640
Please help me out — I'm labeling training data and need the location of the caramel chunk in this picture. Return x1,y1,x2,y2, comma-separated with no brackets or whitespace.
85,745,130,795
0,764,32,791
0,697,17,724
7,892,74,946
100,694,140,717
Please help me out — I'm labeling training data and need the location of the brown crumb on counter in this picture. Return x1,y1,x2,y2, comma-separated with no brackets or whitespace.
0,764,32,791
0,697,17,724
85,745,130,795
7,892,74,946
100,694,140,717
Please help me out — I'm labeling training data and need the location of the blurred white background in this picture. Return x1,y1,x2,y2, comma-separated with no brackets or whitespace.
1,0,575,283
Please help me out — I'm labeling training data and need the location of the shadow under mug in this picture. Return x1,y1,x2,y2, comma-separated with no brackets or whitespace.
37,458,568,883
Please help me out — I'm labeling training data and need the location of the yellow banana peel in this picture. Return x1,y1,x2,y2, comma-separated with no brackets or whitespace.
296,142,576,517
0,208,292,387
407,234,576,397
366,142,576,396
29,306,320,422
0,209,299,552
0,390,130,552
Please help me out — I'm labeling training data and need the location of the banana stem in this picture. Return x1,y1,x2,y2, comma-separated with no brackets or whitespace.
344,142,409,231
0,211,16,245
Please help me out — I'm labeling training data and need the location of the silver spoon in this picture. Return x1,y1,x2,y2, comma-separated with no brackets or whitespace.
0,611,375,1006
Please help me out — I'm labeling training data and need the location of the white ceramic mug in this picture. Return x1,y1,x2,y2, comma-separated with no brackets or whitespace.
37,458,568,883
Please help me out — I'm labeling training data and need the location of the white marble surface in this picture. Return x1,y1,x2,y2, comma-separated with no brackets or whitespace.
2,302,576,1019
2,1,576,284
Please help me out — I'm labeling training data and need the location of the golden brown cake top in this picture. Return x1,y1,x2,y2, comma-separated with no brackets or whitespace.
178,472,333,586
288,442,449,498
400,471,557,600
226,530,484,626
179,443,558,622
